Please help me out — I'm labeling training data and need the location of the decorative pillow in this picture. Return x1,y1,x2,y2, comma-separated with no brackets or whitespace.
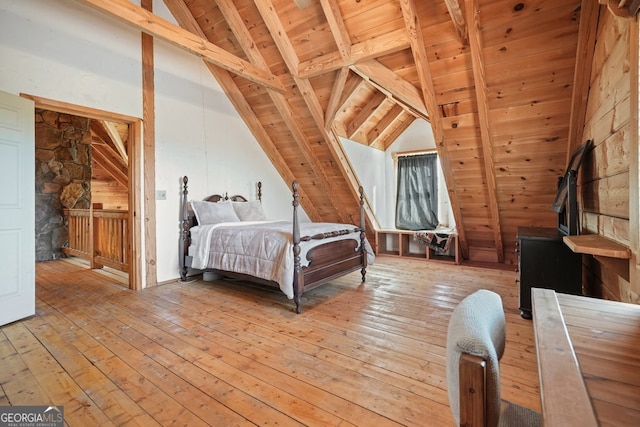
232,200,267,221
191,200,240,225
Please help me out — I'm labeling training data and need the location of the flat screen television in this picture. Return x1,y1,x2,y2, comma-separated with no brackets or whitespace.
551,140,592,235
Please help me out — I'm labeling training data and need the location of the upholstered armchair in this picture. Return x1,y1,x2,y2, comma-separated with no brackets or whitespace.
446,290,541,427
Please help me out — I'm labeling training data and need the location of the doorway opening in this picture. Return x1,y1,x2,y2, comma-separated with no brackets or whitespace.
24,94,142,290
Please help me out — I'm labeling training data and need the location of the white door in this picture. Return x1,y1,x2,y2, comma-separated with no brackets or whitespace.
0,90,35,326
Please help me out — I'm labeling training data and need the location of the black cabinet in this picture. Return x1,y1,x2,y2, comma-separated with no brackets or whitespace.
516,227,582,319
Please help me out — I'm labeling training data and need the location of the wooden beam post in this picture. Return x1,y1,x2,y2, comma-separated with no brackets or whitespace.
465,0,504,262
142,0,157,288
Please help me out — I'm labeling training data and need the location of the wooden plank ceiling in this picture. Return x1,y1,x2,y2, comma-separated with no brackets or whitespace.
76,0,596,265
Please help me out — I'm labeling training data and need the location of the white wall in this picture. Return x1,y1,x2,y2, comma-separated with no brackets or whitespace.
340,137,386,227
0,0,303,285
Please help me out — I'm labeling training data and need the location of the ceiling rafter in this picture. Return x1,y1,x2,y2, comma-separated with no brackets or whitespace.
567,0,600,157
399,0,469,259
102,120,128,163
325,67,350,130
466,0,504,262
351,60,428,120
91,121,127,168
253,0,374,226
163,0,322,219
298,28,411,79
72,0,284,92
212,0,330,219
367,103,404,148
381,112,416,147
444,0,468,45
319,0,351,61
249,0,353,224
346,91,387,139
91,140,128,188
337,77,368,115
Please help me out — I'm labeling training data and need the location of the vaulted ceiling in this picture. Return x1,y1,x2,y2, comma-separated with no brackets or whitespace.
75,0,617,265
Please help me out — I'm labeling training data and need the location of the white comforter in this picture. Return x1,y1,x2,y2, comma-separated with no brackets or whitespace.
189,220,374,299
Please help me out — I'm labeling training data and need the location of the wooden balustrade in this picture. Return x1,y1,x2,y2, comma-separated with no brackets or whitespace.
63,208,129,272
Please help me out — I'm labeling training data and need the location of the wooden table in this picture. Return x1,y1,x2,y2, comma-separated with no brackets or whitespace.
532,288,640,426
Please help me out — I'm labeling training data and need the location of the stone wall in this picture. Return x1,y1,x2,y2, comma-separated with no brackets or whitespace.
35,109,92,262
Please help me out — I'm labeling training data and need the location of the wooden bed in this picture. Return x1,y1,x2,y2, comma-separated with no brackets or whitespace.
179,176,369,313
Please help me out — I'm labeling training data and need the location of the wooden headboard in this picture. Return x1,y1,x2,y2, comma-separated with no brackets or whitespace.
179,176,262,280
182,178,262,229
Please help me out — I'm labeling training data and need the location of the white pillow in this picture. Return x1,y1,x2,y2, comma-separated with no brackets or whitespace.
191,200,240,225
232,200,267,221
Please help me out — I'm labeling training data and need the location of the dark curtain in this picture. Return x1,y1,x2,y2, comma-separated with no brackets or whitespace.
395,153,439,230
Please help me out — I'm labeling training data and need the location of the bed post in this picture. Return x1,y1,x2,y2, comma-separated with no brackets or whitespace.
292,180,303,313
359,185,367,283
257,181,262,202
179,176,189,281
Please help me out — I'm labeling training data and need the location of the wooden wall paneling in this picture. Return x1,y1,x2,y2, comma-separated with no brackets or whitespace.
91,181,128,210
582,172,629,219
580,9,634,302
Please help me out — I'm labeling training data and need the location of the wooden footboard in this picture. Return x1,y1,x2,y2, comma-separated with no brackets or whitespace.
291,181,367,313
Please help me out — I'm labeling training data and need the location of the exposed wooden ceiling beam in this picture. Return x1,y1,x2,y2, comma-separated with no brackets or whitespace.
72,0,284,92
567,0,601,157
91,121,127,168
102,120,128,163
367,103,404,148
253,0,366,225
444,0,468,45
319,0,351,61
397,0,468,259
346,91,387,139
325,67,350,130
211,0,352,223
466,0,504,262
351,60,428,120
92,141,128,188
163,0,321,219
399,0,441,129
379,112,415,149
337,77,368,114
298,28,411,78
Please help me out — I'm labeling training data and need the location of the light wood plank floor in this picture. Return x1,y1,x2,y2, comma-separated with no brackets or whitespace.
0,257,540,426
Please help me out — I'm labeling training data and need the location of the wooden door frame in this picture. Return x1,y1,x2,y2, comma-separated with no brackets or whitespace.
21,93,143,291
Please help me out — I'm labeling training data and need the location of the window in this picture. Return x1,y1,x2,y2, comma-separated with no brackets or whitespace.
395,152,439,230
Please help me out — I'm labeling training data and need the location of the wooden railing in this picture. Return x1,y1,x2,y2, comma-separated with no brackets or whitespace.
63,208,129,272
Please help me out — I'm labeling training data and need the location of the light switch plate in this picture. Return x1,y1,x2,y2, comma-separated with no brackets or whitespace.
156,190,167,200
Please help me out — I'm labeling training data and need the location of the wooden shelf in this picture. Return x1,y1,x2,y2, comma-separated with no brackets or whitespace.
563,234,631,259
375,229,460,264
